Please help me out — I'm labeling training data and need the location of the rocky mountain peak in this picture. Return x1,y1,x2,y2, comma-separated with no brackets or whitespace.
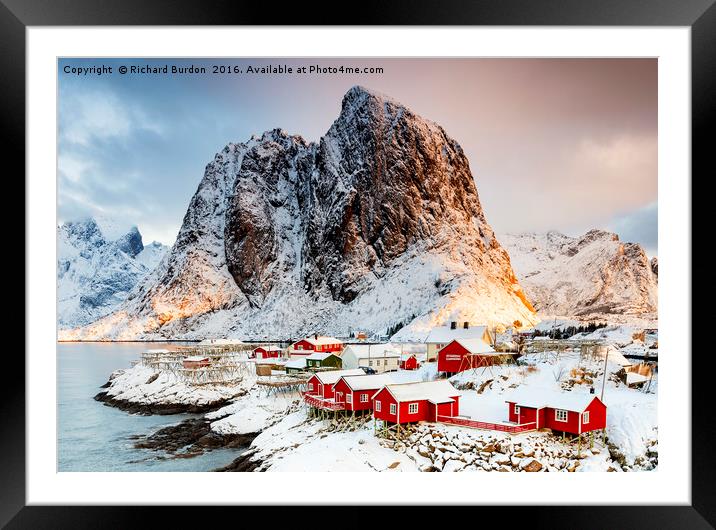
64,87,537,341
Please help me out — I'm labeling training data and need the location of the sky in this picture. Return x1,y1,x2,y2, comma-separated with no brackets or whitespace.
58,58,657,255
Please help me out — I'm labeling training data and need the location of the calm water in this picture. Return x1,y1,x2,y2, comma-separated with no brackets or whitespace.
58,342,243,471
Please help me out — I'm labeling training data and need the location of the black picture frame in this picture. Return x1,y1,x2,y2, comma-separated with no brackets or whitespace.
5,0,707,527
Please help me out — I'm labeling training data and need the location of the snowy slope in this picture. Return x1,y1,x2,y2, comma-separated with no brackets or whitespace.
62,86,537,341
500,230,657,318
57,218,169,329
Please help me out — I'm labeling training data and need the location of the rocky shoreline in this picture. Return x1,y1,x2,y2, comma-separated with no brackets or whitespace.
213,449,264,472
130,416,259,459
94,389,232,416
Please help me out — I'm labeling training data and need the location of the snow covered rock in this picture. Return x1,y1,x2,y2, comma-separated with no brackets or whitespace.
500,230,657,318
64,86,536,340
57,218,169,329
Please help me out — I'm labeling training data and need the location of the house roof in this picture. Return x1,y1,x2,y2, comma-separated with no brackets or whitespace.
145,349,171,354
343,344,401,358
297,336,343,347
285,358,307,369
425,325,490,344
505,388,600,411
451,338,497,355
314,368,365,385
254,345,283,352
376,380,459,404
306,352,339,361
339,374,393,391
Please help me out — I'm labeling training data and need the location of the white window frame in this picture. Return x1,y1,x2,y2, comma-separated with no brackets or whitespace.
514,404,520,415
555,409,568,422
390,403,397,415
346,393,352,403
408,403,419,414
368,360,373,366
310,382,315,391
375,401,381,412
360,393,368,403
582,411,590,424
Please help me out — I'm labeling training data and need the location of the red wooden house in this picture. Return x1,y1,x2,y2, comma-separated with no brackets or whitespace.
372,380,460,425
305,368,364,400
333,374,393,412
399,354,421,371
438,338,514,375
253,345,284,359
505,389,607,435
289,335,343,357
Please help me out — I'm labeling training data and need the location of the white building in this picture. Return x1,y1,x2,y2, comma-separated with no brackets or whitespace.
424,322,492,361
341,343,401,373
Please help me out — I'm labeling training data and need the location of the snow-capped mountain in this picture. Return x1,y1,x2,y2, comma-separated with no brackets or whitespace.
61,86,537,341
500,230,657,318
57,218,169,329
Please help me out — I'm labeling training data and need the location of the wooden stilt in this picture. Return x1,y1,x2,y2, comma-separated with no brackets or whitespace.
590,431,594,449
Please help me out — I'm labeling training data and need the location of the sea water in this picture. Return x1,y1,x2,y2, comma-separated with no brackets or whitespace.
57,342,243,471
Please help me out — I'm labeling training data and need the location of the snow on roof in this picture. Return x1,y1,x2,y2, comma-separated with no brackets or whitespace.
378,380,459,404
626,372,650,385
425,325,489,344
452,338,497,355
254,345,283,352
145,349,171,353
603,345,633,367
298,336,343,347
340,374,393,391
285,359,307,369
306,351,339,361
314,369,365,385
343,344,401,358
505,387,599,411
184,355,208,362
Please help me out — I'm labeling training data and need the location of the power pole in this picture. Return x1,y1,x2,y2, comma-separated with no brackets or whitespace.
600,346,609,401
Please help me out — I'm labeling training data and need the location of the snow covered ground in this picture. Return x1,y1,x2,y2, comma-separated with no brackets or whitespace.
106,330,656,471
103,364,250,408
207,347,656,472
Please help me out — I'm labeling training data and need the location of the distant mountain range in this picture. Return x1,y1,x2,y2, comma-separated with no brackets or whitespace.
500,230,657,319
57,217,168,329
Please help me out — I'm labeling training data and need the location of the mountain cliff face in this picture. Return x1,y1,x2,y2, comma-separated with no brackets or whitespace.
61,86,536,341
500,230,657,318
57,218,168,328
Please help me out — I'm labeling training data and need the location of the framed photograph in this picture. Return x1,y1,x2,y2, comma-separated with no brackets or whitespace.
8,0,709,526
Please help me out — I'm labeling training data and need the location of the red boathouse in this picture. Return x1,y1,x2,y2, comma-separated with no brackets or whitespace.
372,380,460,425
505,389,607,435
333,374,393,412
438,338,515,375
253,345,284,359
289,335,344,357
305,369,365,400
399,354,421,371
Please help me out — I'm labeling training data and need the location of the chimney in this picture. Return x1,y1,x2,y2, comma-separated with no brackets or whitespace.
450,321,457,330
463,322,469,329
315,334,318,340
589,387,595,394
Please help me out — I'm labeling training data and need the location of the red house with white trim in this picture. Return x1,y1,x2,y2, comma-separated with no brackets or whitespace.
253,345,284,359
399,354,421,371
372,380,460,425
289,335,343,358
333,374,393,412
305,369,364,400
505,389,607,435
438,338,515,375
